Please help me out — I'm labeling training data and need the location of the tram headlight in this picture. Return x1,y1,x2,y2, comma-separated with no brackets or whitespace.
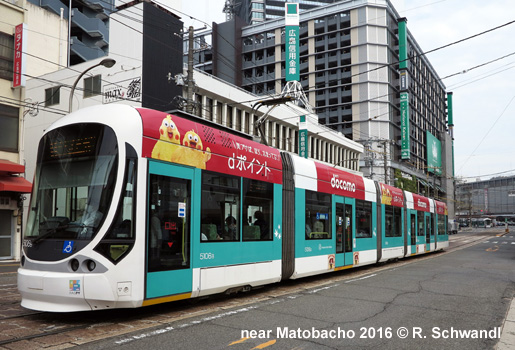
86,260,96,272
70,258,80,272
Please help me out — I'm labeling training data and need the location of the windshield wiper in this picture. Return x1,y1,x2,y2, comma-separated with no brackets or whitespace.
31,227,61,245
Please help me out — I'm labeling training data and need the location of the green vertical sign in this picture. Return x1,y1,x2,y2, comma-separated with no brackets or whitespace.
400,92,410,160
285,26,299,81
299,115,308,158
398,18,408,70
426,131,442,175
447,92,454,126
285,3,299,82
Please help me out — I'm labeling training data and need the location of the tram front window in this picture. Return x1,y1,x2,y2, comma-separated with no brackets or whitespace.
24,124,118,261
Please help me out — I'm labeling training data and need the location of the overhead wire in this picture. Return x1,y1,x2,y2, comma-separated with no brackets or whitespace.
2,0,514,134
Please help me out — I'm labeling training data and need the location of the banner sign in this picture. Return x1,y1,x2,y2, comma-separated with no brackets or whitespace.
380,183,404,207
285,3,299,82
13,23,27,88
426,131,442,175
412,193,430,212
315,162,366,200
139,109,283,184
299,115,308,158
400,92,410,159
435,200,447,215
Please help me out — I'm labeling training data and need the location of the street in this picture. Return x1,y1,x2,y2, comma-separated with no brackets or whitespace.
1,229,514,349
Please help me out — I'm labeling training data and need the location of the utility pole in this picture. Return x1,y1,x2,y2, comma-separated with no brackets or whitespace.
383,142,388,185
186,26,194,114
375,139,390,185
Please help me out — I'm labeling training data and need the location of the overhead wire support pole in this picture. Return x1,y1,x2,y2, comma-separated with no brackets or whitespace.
281,80,313,114
251,96,294,146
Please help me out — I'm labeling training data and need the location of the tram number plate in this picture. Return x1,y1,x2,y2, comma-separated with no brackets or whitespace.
200,252,215,260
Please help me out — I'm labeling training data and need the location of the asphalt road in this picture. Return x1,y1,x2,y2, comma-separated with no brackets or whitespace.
59,230,514,350
0,229,512,349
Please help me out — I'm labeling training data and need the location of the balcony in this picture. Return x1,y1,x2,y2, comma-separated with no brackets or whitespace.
72,8,108,40
70,36,106,62
39,0,70,18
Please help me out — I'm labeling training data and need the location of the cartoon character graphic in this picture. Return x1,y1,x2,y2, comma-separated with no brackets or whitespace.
173,130,211,169
151,115,181,161
381,184,392,205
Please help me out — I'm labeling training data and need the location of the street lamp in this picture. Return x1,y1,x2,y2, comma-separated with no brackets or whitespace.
68,58,116,113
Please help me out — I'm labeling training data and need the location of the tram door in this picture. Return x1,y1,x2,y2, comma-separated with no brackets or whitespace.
425,213,432,252
146,161,195,300
410,212,417,254
335,197,354,267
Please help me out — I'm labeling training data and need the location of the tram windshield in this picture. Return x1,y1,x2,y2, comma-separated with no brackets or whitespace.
24,124,118,258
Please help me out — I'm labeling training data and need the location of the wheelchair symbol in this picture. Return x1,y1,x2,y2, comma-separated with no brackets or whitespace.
63,241,74,254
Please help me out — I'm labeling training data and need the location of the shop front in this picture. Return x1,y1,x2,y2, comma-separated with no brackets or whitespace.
0,160,32,260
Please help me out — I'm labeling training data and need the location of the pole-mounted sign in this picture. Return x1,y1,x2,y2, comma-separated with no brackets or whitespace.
299,115,308,158
285,3,299,82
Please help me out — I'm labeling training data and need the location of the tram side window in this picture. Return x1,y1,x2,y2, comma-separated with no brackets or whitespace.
95,157,136,263
438,215,447,235
242,178,273,241
417,211,425,236
356,200,372,238
385,206,402,237
305,190,331,240
201,171,240,241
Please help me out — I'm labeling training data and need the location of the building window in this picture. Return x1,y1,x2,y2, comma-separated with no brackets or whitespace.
84,74,102,98
44,86,61,107
0,103,19,152
0,32,14,81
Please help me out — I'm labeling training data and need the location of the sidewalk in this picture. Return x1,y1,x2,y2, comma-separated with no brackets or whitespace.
498,298,515,349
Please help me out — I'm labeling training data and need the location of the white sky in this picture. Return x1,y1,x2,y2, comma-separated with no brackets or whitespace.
179,0,515,181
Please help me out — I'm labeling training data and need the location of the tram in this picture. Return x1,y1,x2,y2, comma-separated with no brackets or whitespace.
18,104,448,312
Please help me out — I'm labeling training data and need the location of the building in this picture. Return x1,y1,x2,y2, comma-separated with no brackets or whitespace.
187,0,455,219
0,0,72,260
456,176,515,223
25,0,114,65
232,0,339,24
23,0,363,258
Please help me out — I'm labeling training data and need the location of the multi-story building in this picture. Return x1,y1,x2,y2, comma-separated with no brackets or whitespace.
0,0,68,260
26,0,114,65
188,0,455,218
456,176,515,221
23,0,363,247
232,0,339,24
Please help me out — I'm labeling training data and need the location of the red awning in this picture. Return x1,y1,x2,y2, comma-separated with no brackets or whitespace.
0,176,32,193
0,159,25,175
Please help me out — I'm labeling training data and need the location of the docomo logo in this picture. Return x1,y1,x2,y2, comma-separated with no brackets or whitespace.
331,174,356,192
417,199,427,209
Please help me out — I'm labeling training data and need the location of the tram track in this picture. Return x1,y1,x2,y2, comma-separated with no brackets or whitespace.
0,324,88,347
